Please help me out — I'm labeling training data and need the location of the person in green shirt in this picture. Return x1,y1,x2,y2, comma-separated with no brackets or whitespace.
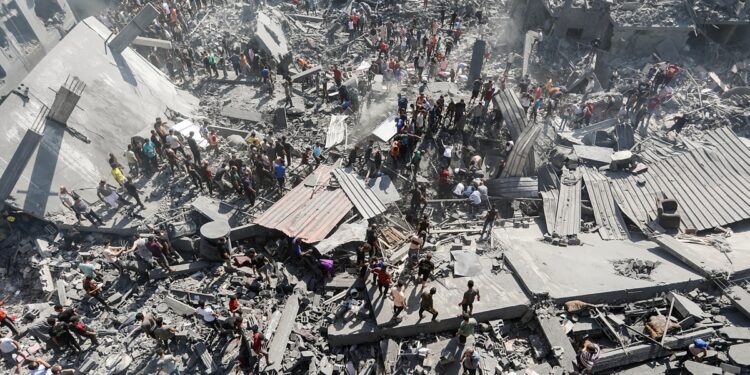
457,313,477,345
419,287,438,321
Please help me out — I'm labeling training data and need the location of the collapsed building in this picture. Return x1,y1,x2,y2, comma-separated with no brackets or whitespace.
0,0,749,374
0,0,76,98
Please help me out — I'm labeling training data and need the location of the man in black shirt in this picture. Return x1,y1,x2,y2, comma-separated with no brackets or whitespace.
187,131,201,165
417,253,434,287
249,249,272,282
123,178,146,210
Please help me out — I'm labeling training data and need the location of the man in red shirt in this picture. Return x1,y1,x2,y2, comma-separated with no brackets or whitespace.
332,65,342,86
228,296,240,315
371,265,392,296
251,325,271,367
83,276,111,310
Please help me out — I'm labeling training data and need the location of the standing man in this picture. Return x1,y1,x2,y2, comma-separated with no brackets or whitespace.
73,197,104,226
480,206,498,240
389,281,406,321
457,313,478,345
417,253,435,287
187,131,201,165
165,130,188,158
273,159,286,194
419,287,438,321
459,280,481,315
371,265,392,296
123,178,146,210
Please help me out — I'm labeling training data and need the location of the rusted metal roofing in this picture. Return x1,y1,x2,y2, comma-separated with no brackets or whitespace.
253,165,353,243
610,127,750,232
331,169,387,219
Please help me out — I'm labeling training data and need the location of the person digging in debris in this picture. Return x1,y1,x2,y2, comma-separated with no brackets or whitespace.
577,340,600,373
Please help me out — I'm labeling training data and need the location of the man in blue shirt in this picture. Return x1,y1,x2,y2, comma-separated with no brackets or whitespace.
273,159,286,193
261,66,270,82
312,143,322,165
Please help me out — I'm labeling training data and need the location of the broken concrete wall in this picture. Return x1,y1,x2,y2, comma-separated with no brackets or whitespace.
551,5,611,41
609,27,691,58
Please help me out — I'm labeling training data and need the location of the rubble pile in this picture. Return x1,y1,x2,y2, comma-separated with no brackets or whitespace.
2,0,750,373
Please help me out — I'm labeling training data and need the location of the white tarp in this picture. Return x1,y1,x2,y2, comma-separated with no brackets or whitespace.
371,113,397,142
172,119,208,148
451,250,482,277
325,115,348,148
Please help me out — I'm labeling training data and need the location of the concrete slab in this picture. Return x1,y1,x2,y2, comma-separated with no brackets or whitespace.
0,17,197,217
683,361,722,375
667,292,705,320
220,106,262,123
328,252,529,346
728,342,750,368
495,221,709,303
267,295,299,372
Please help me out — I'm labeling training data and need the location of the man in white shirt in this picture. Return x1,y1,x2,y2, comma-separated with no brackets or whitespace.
477,182,488,202
196,301,219,331
389,282,406,321
452,182,465,198
469,189,482,206
165,130,187,158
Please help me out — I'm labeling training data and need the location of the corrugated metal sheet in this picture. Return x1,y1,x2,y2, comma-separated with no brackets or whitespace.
492,89,528,141
253,165,353,243
610,127,750,232
553,168,581,236
331,169,387,219
541,189,559,234
581,167,629,240
486,177,539,198
501,124,542,178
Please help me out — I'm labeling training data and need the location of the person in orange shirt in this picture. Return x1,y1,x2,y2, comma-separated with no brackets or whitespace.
0,296,18,336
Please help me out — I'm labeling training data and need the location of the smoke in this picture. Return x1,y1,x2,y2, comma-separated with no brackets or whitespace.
348,84,402,146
